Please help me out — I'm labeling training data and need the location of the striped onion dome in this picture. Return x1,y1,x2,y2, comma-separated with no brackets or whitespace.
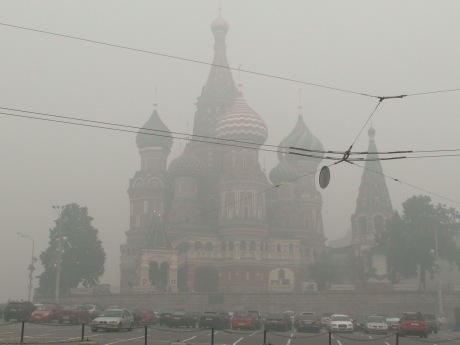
269,160,299,185
215,89,268,145
136,108,173,151
168,146,205,178
280,114,324,163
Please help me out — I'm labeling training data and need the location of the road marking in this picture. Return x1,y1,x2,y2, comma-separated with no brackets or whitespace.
207,331,220,336
105,335,145,345
249,332,257,337
336,340,343,345
0,333,13,335
233,337,244,345
182,336,197,342
385,342,391,345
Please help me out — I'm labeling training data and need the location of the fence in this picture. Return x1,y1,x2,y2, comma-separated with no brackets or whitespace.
1,321,460,345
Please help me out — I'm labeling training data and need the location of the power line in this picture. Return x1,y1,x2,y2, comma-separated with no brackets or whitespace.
3,21,460,101
347,161,460,206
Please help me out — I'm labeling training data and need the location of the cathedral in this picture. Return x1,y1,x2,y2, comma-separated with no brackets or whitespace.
119,13,392,293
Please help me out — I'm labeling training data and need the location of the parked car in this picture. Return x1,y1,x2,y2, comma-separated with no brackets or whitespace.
91,309,134,332
364,315,388,334
219,311,232,329
141,310,156,325
199,311,226,329
131,309,149,325
320,312,334,329
30,303,60,323
248,310,262,329
232,311,256,330
159,311,173,326
423,313,439,334
353,315,367,331
83,303,104,321
4,301,35,321
167,311,195,328
386,316,400,332
58,305,89,324
398,312,428,338
328,314,354,333
296,312,321,333
264,313,291,332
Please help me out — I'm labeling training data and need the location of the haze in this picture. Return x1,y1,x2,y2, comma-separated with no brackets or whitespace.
1,0,459,302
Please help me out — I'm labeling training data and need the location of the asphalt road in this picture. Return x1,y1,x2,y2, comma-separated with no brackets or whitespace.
0,322,459,345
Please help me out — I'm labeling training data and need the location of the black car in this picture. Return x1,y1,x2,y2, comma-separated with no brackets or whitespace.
167,311,195,328
297,312,321,333
199,311,225,329
4,301,35,321
159,311,173,326
423,313,439,334
354,315,368,331
248,310,262,330
264,313,291,332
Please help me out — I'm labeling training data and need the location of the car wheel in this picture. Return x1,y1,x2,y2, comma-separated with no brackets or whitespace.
129,322,133,331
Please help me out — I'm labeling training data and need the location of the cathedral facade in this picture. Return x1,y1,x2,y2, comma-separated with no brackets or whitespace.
120,14,333,294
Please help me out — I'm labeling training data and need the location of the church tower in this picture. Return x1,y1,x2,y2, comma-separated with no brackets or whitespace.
120,103,173,291
351,127,393,287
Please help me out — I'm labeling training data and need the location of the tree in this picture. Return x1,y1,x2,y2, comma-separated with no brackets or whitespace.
376,195,460,290
39,203,106,297
307,261,337,291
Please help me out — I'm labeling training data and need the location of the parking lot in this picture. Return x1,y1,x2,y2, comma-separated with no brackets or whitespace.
1,321,460,345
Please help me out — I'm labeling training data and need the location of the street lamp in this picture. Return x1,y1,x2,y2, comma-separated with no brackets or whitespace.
52,205,65,304
17,232,35,302
431,229,444,318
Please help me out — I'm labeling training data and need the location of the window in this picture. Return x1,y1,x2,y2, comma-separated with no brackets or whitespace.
277,244,282,252
249,241,256,251
240,241,247,251
289,244,294,252
229,241,234,251
205,242,213,251
194,241,203,251
221,242,227,251
359,216,367,234
143,200,149,214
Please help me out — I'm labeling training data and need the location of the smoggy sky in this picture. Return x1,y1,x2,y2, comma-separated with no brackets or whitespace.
1,0,459,302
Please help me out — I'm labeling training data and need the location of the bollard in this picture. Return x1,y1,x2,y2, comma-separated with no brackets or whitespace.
20,321,25,344
145,325,147,345
81,323,85,341
211,328,215,345
396,332,399,345
263,329,267,345
328,331,331,345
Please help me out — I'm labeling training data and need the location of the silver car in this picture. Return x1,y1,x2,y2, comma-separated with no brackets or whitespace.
91,309,134,332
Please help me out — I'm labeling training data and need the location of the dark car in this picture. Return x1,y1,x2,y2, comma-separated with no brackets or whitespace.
353,315,367,331
264,313,291,332
386,316,400,332
199,311,225,329
399,312,428,338
58,305,90,324
423,313,439,334
159,311,173,326
297,312,321,333
167,311,195,328
248,310,262,330
4,301,35,321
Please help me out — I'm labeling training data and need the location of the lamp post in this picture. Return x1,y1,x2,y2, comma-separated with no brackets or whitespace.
432,229,444,318
52,205,65,304
17,232,35,302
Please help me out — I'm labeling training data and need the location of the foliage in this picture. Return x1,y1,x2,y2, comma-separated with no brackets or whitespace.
307,259,337,291
39,203,106,297
376,195,460,289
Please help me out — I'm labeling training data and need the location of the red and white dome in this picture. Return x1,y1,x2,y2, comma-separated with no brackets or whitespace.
216,90,268,145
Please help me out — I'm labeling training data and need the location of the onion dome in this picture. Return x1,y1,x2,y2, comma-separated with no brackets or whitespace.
211,13,229,32
269,160,299,185
136,107,173,151
168,146,205,177
281,114,324,162
215,89,268,145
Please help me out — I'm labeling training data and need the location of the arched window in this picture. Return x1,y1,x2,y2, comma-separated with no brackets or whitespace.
205,242,213,251
278,269,286,280
277,244,282,252
229,241,234,251
374,215,385,233
221,242,227,251
249,241,256,251
240,241,247,251
194,241,203,251
289,244,294,252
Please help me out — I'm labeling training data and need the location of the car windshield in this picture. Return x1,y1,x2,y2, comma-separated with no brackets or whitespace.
301,313,315,320
403,314,423,321
387,317,399,322
423,314,435,320
83,304,95,311
35,304,54,311
332,316,350,321
235,312,250,318
203,312,218,316
367,316,385,323
101,310,123,318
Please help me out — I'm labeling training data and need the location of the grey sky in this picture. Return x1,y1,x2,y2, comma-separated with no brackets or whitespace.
1,0,459,302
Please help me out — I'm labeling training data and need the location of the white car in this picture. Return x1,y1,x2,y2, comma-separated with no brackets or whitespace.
365,315,388,334
91,309,134,332
328,314,354,333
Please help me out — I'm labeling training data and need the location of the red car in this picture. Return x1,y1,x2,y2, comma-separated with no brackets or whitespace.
232,311,255,330
30,303,60,323
398,312,428,338
142,310,156,325
58,305,90,324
